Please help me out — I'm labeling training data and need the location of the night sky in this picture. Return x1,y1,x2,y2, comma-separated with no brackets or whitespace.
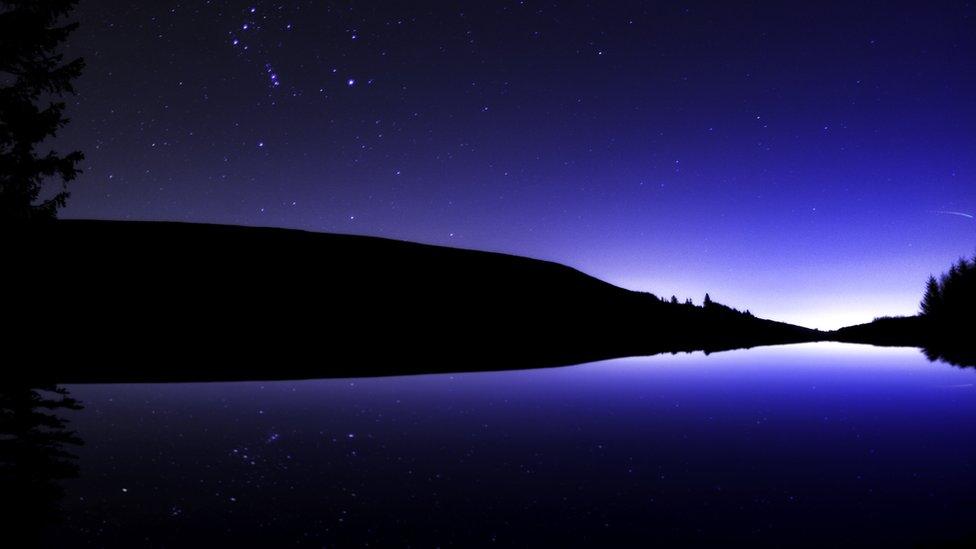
57,1,975,329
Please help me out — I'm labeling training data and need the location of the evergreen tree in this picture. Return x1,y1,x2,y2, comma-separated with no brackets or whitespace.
703,293,712,307
0,0,85,222
919,254,975,328
920,275,942,317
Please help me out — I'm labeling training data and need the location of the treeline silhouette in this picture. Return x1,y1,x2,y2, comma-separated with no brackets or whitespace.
919,254,976,366
920,255,976,331
8,220,819,383
0,385,83,547
832,252,976,367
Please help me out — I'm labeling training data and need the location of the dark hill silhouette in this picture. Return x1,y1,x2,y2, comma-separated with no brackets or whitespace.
8,220,821,383
832,315,976,367
831,254,976,367
831,316,928,348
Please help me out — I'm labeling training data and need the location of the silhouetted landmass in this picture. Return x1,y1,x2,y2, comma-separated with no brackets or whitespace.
832,315,929,348
831,254,976,367
8,220,821,383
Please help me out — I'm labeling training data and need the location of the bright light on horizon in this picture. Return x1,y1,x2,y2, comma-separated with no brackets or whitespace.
769,307,916,331
608,275,921,331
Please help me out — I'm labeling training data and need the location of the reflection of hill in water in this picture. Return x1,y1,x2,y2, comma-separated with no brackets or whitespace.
0,385,83,547
831,316,976,369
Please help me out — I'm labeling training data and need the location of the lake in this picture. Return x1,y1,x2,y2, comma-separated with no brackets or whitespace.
14,342,976,546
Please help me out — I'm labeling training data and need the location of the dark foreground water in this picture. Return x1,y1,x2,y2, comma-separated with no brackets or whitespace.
21,343,976,546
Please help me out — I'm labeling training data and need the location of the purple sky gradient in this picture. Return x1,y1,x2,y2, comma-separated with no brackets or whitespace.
57,1,975,328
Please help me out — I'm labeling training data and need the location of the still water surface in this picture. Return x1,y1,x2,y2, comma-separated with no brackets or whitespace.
37,343,976,546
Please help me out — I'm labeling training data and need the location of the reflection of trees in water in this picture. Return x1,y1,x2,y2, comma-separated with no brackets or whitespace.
922,344,976,369
0,385,83,547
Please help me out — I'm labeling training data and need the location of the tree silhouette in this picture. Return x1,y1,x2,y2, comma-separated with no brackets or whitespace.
915,254,976,366
920,255,975,324
0,385,83,545
920,275,942,317
703,293,712,307
0,0,85,222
